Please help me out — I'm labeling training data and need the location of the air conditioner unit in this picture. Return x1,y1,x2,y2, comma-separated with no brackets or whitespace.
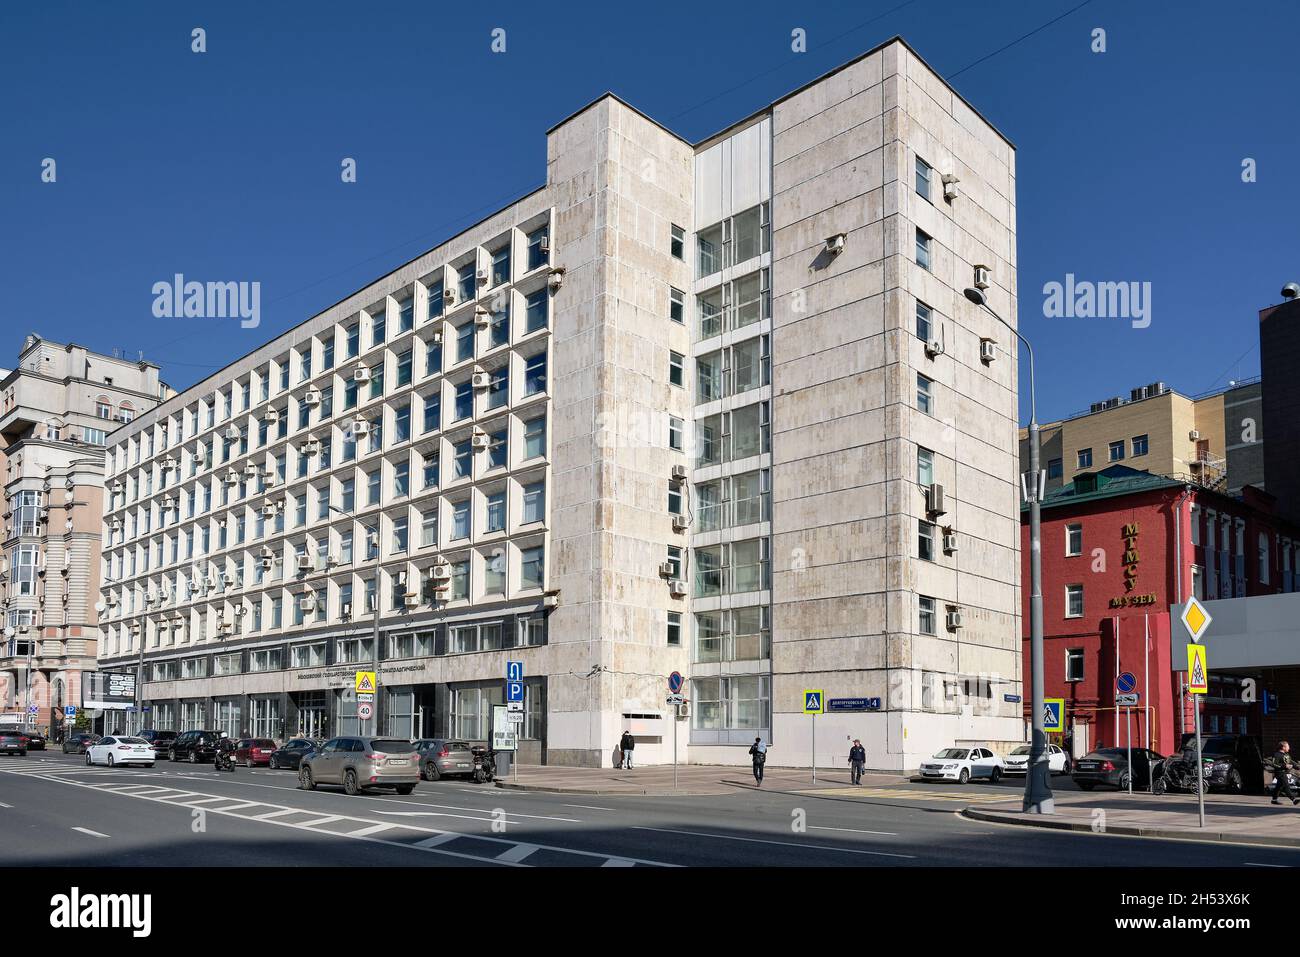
223,470,239,485
672,514,689,532
443,287,458,306
217,619,233,634
262,407,280,424
145,590,156,605
824,233,846,256
670,464,688,484
946,608,963,630
659,561,675,578
110,481,124,494
109,518,122,532
106,594,118,607
261,503,277,518
243,462,260,476
341,601,353,617
942,173,960,202
431,331,443,345
224,425,240,440
303,389,322,406
1189,430,1201,441
548,267,565,290
260,545,274,559
979,338,996,363
676,701,691,719
925,336,944,358
669,579,687,597
349,420,371,437
542,593,559,608
353,365,371,384
403,593,421,609
430,563,452,582
298,594,317,611
187,577,201,592
259,557,274,570
539,236,550,253
161,456,177,471
943,528,959,553
296,555,312,571
471,431,491,450
474,306,491,326
39,508,49,521
471,370,491,389
161,497,175,511
926,483,946,516
298,440,319,456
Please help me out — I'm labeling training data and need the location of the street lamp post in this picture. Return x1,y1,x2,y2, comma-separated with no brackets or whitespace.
965,282,1054,814
329,505,381,735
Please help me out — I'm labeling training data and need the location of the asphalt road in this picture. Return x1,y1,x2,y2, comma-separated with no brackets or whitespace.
2,751,1297,867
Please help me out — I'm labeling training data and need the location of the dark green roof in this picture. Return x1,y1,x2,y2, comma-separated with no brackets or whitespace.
1022,465,1183,512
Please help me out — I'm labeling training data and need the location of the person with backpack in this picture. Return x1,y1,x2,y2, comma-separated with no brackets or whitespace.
848,739,866,785
1270,740,1299,806
619,729,636,769
749,736,768,786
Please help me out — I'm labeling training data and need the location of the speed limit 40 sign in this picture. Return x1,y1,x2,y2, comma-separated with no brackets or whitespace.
357,702,374,720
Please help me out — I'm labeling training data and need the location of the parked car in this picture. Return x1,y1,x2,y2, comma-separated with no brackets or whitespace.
168,730,226,763
268,738,322,770
299,736,419,795
138,729,178,757
1003,743,1071,775
234,738,277,767
413,738,475,780
62,732,101,754
918,747,1005,784
0,731,29,756
1072,748,1164,790
1181,733,1266,794
23,731,46,751
87,735,156,768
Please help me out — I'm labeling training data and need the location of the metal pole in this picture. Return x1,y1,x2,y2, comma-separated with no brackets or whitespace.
370,525,380,736
1126,706,1132,795
673,705,679,791
811,713,816,785
1193,689,1205,827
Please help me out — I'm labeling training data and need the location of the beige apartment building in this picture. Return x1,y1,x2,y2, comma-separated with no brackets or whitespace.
0,335,168,733
1022,378,1264,497
97,37,1023,769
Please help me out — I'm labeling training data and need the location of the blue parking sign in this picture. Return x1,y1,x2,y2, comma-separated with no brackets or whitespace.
506,680,524,702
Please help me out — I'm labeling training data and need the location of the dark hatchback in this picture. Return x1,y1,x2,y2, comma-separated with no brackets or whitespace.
23,731,46,751
138,729,178,757
62,732,101,754
168,730,225,763
1072,748,1164,790
0,731,29,756
1182,733,1266,794
267,738,322,770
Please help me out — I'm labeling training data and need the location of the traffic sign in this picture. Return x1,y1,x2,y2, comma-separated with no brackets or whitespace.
355,671,377,694
506,660,524,682
357,701,373,720
668,671,685,694
64,706,76,717
506,700,524,713
1181,597,1213,644
1116,672,1137,694
803,690,824,714
506,712,524,725
1116,692,1140,707
666,692,685,705
27,705,37,714
1187,644,1208,694
506,680,524,702
1043,698,1065,733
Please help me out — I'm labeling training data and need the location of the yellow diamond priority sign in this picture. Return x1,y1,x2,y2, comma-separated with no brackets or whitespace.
1180,596,1212,644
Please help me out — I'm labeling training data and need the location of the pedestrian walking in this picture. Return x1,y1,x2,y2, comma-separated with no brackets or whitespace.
619,730,636,769
749,737,768,786
1270,740,1300,806
848,739,866,785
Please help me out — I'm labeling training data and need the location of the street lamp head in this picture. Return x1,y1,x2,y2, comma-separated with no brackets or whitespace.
963,287,987,307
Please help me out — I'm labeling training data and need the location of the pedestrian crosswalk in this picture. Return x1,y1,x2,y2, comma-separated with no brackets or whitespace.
0,765,677,868
800,786,1019,804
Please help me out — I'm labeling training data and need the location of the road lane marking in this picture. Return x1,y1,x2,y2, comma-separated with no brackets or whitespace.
72,827,109,838
253,808,301,820
413,833,459,848
373,809,562,825
602,858,635,867
347,823,397,837
296,815,346,827
563,804,616,811
808,825,898,836
632,826,916,859
495,843,539,863
1244,862,1287,867
0,802,11,808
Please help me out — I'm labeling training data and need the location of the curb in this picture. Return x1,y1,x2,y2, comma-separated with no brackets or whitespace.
494,782,723,797
960,806,1300,847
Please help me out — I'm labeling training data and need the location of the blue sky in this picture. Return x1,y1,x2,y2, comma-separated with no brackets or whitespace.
2,0,1295,423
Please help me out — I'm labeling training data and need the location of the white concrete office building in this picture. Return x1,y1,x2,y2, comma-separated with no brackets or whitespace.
97,37,1022,769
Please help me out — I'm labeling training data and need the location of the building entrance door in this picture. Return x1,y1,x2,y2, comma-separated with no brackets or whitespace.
294,691,328,739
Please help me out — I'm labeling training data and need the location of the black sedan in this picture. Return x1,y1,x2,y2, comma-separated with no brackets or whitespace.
0,731,29,756
22,731,46,751
267,738,322,770
62,732,101,754
1072,747,1164,791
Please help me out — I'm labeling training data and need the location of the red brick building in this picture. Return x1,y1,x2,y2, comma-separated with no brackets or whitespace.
1020,466,1300,756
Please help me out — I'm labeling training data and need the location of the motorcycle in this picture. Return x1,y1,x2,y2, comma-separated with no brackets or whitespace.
471,746,496,784
1152,752,1209,795
214,747,237,772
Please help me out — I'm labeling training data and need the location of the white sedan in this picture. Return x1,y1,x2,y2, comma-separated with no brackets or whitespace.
86,735,155,768
1003,743,1071,775
918,747,1005,784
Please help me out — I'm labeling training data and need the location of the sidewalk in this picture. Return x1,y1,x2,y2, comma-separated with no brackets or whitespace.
963,790,1300,847
495,763,911,796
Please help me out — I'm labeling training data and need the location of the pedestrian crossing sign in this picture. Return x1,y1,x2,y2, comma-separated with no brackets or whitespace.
803,690,824,714
355,671,377,694
1043,698,1065,732
1187,644,1208,694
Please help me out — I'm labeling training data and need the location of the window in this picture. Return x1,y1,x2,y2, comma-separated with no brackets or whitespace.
420,509,438,548
1077,448,1093,469
396,349,412,387
346,324,360,359
427,279,444,320
667,611,682,646
670,287,685,324
1065,584,1084,618
425,337,442,376
919,596,936,635
83,427,106,445
96,401,111,419
321,336,334,371
487,429,507,469
1047,458,1063,480
523,416,546,459
489,303,510,349
1066,649,1085,682
458,265,476,304
371,308,387,347
423,393,441,433
454,440,472,479
918,521,935,561
527,226,549,271
490,244,511,287
452,500,471,540
367,470,381,505
394,404,411,444
486,491,506,533
524,352,547,396
915,300,932,341
341,477,355,512
670,224,684,260
521,545,544,589
915,155,933,202
669,351,684,387
522,481,545,524
1132,433,1149,456
917,447,934,487
456,323,475,363
1260,532,1271,585
668,416,684,452
697,222,723,276
392,516,408,554
451,559,469,600
484,550,506,595
524,288,548,333
1065,523,1083,557
454,381,473,421
423,453,439,489
487,366,509,410
916,374,933,415
915,229,932,271
1108,440,1125,462
393,461,409,497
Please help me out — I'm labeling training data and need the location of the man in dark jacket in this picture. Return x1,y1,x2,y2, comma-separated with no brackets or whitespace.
1271,740,1299,806
619,730,635,769
848,739,866,785
748,737,768,786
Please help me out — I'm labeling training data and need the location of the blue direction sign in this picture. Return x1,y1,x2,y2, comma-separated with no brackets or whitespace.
1116,672,1137,694
668,671,685,694
506,661,524,682
506,681,524,703
827,698,881,712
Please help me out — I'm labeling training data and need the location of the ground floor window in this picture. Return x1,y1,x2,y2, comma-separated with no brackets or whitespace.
151,702,176,731
250,697,282,739
213,698,242,738
294,691,328,738
386,687,415,739
690,675,769,731
450,682,504,741
335,687,360,736
523,680,545,741
181,699,206,729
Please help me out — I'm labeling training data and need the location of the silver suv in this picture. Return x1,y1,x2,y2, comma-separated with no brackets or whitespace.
298,736,420,795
